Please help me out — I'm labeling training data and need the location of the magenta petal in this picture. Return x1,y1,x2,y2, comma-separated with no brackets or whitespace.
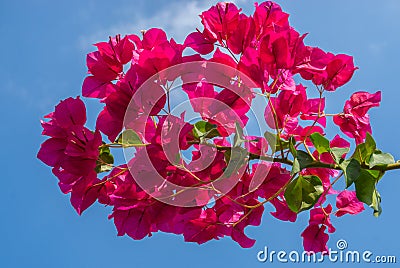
231,227,256,248
53,97,87,129
345,91,381,117
82,76,116,99
141,28,168,50
37,138,67,167
301,224,329,253
86,51,120,81
70,176,101,215
270,197,297,222
336,190,365,217
111,209,153,240
96,108,123,142
184,32,214,55
325,54,357,91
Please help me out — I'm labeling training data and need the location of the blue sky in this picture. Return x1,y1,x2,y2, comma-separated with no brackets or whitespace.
1,0,400,267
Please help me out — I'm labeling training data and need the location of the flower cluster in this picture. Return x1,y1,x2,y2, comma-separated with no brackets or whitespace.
38,1,395,252
37,97,104,214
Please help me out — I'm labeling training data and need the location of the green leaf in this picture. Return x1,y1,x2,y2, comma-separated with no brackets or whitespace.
372,190,382,217
95,146,114,173
365,132,376,151
339,159,361,187
369,152,395,168
297,150,315,168
224,150,231,164
289,136,297,157
353,133,376,164
192,121,220,140
331,147,350,164
291,159,301,176
284,175,324,213
291,150,315,176
233,122,245,147
116,129,144,147
310,132,330,154
264,131,276,147
355,169,383,217
223,147,248,177
264,131,289,152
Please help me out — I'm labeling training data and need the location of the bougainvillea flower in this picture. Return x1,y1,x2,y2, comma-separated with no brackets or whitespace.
301,224,329,253
237,47,268,89
301,205,335,252
324,54,357,91
83,35,138,99
333,113,372,144
70,174,103,215
333,91,381,143
300,97,326,127
309,205,335,233
38,97,103,214
264,84,306,130
244,136,268,156
111,207,154,240
275,69,296,91
294,46,334,85
82,76,117,99
253,1,289,38
200,2,241,42
184,31,215,55
260,28,305,71
53,97,87,128
254,163,291,199
335,190,365,217
183,208,226,244
227,14,255,54
344,91,382,117
86,51,120,82
95,34,135,66
270,197,297,222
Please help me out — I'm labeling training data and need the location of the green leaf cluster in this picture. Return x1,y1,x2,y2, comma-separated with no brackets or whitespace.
192,121,220,141
309,132,395,217
95,146,114,173
284,175,324,213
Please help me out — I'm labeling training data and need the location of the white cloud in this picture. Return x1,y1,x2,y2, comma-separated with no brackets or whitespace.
77,1,211,51
77,0,256,51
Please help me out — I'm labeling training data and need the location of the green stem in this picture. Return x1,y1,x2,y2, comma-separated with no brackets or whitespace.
195,142,400,173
